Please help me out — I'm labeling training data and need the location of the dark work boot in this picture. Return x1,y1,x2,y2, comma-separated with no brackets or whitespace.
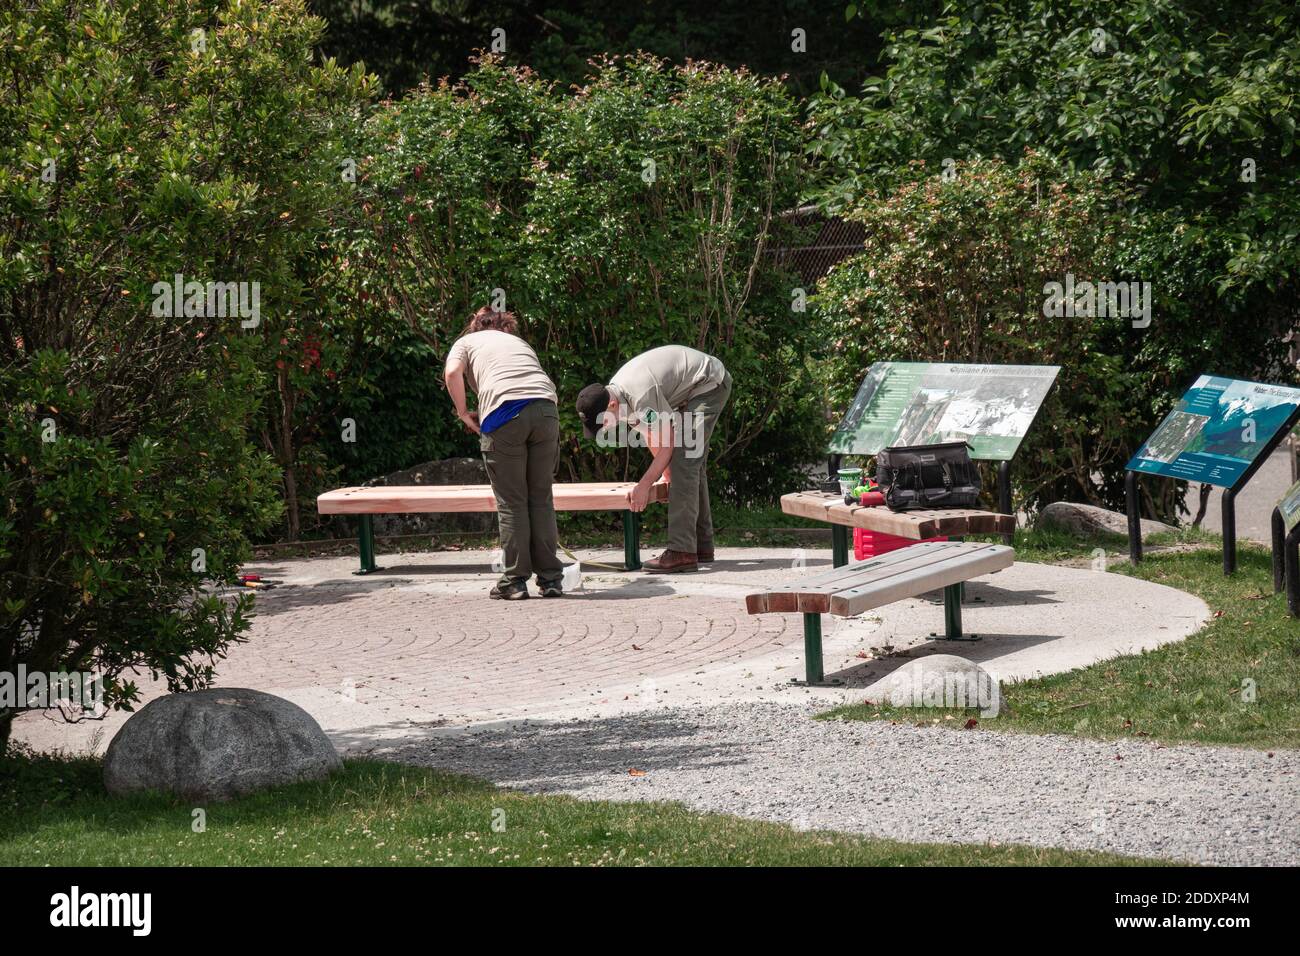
642,550,699,574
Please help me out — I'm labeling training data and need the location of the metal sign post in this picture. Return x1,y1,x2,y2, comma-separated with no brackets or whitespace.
1272,481,1300,617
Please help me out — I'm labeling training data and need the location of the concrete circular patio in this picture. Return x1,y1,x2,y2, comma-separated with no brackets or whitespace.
15,544,1208,755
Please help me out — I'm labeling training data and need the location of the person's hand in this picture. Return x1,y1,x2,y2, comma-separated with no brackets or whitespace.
459,410,481,435
661,466,671,484
627,480,651,513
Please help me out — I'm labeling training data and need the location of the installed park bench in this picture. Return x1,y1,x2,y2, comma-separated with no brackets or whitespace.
746,540,1014,685
317,481,669,574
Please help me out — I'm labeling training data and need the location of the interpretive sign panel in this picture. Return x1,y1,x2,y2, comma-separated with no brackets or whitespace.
828,362,1061,461
1126,376,1300,488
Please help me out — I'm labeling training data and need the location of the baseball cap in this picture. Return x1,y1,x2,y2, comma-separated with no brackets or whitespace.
575,384,611,440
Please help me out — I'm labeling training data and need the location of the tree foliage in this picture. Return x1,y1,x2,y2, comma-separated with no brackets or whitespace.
0,0,372,753
306,0,910,96
809,0,1298,516
810,0,1300,298
333,55,821,501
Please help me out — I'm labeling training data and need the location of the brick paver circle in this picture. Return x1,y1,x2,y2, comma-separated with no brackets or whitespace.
11,546,1212,756
232,583,795,723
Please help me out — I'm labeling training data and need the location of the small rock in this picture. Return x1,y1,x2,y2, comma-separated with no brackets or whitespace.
870,654,1001,714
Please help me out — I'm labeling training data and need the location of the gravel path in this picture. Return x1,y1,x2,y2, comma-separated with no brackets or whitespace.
384,702,1300,865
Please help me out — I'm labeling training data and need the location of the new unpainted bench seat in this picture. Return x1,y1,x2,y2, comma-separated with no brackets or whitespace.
746,540,1014,684
317,481,669,574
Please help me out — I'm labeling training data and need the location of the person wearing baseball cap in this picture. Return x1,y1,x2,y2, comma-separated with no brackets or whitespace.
576,345,731,573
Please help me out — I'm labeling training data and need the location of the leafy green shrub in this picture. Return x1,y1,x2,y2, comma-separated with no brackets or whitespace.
814,152,1276,517
323,328,478,485
0,0,369,754
812,0,1300,282
335,55,822,504
808,3,1296,489
808,1,1297,519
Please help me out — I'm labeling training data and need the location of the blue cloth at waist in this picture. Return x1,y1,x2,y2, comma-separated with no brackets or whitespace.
481,398,540,434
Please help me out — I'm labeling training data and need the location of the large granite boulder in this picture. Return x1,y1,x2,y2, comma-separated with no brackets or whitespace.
363,456,495,537
1038,501,1175,542
103,688,340,801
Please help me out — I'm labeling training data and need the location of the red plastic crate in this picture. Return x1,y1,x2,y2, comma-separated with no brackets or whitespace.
852,491,945,560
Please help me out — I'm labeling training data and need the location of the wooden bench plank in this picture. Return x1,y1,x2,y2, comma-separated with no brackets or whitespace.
745,542,1013,616
746,541,960,613
778,492,840,523
749,542,981,614
830,544,1013,616
780,491,1014,538
317,480,669,515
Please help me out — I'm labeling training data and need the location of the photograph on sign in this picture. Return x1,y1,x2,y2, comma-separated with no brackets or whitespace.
1280,481,1300,534
828,362,1061,460
1142,411,1210,463
1126,375,1300,488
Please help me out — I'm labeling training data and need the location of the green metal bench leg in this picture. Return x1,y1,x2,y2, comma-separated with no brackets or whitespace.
939,582,979,641
803,612,824,683
355,514,378,575
789,612,845,686
623,510,641,571
831,524,850,568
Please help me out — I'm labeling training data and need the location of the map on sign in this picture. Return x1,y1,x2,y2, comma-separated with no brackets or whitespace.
1278,481,1300,533
1127,375,1300,488
828,363,1061,460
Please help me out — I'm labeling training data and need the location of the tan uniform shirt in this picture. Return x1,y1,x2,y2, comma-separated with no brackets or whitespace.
445,330,557,419
610,345,727,427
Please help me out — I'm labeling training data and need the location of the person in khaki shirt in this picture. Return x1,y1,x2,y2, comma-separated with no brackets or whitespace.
575,345,732,573
445,307,564,599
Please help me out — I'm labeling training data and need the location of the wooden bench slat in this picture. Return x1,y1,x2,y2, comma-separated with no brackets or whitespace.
830,545,1013,616
317,481,669,515
780,491,1015,538
778,492,840,523
806,543,966,589
763,540,975,592
745,541,1014,617
747,541,977,614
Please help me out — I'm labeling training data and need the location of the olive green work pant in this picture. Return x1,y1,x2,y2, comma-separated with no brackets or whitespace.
480,400,564,588
666,373,732,554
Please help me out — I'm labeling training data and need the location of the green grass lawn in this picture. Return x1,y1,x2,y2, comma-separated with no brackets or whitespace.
0,748,1156,866
823,532,1300,750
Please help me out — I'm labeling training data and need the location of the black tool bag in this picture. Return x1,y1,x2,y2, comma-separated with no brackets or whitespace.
876,442,982,511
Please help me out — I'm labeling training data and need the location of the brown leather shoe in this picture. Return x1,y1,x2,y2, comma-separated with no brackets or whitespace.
642,549,699,573
697,549,715,563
